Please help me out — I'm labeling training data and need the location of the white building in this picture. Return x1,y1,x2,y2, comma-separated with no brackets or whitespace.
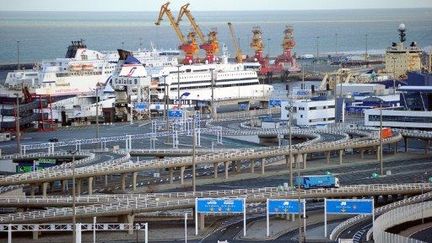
282,99,336,126
364,109,432,129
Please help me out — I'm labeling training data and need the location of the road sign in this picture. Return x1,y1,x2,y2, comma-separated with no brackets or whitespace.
168,110,183,119
326,199,373,215
324,198,374,238
196,198,244,214
135,102,148,111
197,101,208,108
196,198,246,237
36,158,56,164
268,199,303,214
266,199,307,237
269,99,282,107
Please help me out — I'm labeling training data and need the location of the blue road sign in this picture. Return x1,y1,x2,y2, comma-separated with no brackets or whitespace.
134,102,148,111
168,110,182,119
268,199,303,214
239,103,249,111
196,198,244,214
269,99,282,107
326,199,373,215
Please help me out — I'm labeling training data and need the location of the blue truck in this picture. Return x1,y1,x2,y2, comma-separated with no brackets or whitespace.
295,175,340,189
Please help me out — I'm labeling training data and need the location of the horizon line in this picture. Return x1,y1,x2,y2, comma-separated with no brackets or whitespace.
1,7,431,12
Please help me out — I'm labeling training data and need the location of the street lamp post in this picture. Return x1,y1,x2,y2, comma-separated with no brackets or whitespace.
392,57,397,94
296,145,304,243
15,94,21,155
17,41,20,70
69,150,78,242
162,74,169,131
379,102,384,176
177,64,181,107
288,103,293,188
192,114,196,193
95,85,100,144
365,34,368,63
267,38,271,57
335,33,338,57
210,68,215,119
316,36,320,61
130,93,134,125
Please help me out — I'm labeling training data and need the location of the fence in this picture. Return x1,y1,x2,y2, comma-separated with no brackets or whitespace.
372,201,432,243
0,222,148,243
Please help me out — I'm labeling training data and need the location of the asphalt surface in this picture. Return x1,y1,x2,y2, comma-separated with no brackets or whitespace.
0,121,264,155
411,227,432,243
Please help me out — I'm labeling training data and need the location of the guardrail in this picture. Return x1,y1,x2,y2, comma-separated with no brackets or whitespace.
330,190,432,241
0,132,402,186
372,201,432,243
0,183,429,223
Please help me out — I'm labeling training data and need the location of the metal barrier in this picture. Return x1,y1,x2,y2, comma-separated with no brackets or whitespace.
372,201,432,243
0,183,429,224
330,190,432,240
0,223,148,243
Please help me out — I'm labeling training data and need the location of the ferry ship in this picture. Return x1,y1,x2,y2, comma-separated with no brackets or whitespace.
111,50,273,111
4,40,179,99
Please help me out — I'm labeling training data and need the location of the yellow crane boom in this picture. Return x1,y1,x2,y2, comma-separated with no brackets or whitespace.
176,3,206,44
228,22,243,63
155,2,187,44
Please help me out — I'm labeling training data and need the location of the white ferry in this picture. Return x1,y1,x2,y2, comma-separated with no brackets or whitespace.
111,52,273,110
4,40,179,99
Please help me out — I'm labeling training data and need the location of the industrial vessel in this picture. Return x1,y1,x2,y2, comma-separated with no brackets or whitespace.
4,40,179,99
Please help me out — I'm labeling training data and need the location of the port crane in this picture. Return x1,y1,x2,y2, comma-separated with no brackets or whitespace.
176,3,219,63
275,25,300,74
250,26,266,63
155,2,199,64
227,22,243,63
249,25,300,80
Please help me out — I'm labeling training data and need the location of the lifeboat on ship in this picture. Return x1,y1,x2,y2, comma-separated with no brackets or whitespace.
69,64,82,71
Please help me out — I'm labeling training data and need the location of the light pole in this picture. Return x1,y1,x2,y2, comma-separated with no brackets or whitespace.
210,68,215,119
15,94,21,155
392,57,397,94
288,102,293,188
162,74,169,132
177,64,181,107
335,33,338,57
267,38,271,57
365,34,369,63
192,114,196,193
379,102,384,176
315,36,320,61
130,91,134,125
95,84,100,143
296,145,304,243
69,150,78,242
16,40,20,70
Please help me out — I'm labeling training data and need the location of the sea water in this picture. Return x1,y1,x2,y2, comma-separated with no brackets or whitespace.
0,8,431,64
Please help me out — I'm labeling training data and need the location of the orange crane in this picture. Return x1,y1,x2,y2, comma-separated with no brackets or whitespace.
250,26,265,63
227,22,243,63
275,25,300,73
155,2,199,64
177,3,219,63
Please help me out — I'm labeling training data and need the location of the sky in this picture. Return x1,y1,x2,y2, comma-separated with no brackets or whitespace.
1,0,432,11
